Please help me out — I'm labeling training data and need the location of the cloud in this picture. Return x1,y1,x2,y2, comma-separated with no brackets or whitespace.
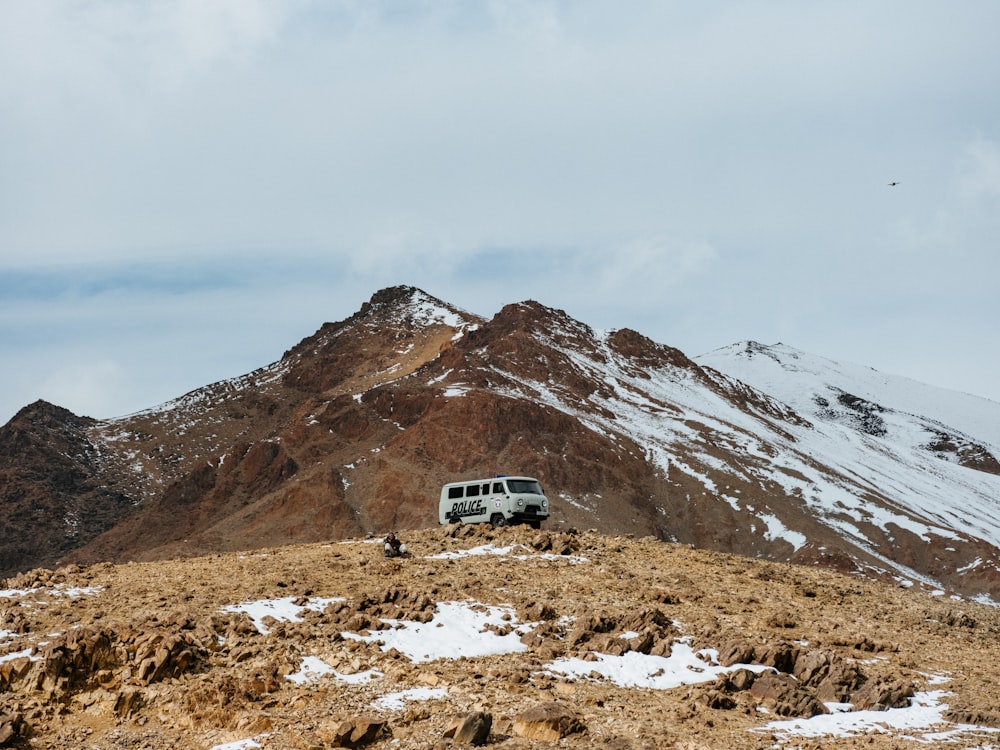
957,137,1000,203
487,0,562,44
33,359,131,420
2,1,1000,421
558,236,719,317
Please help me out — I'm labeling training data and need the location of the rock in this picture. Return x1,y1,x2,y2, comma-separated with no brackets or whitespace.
748,672,796,702
944,708,1000,726
749,672,826,718
567,614,616,646
443,712,492,745
852,678,915,711
717,639,755,667
700,689,736,710
728,668,758,692
134,633,198,685
524,601,557,621
0,713,23,747
332,718,390,748
0,655,31,690
766,611,797,629
625,631,655,655
114,688,144,717
755,641,801,674
793,649,833,685
814,661,864,703
943,609,977,629
513,701,585,741
774,689,827,718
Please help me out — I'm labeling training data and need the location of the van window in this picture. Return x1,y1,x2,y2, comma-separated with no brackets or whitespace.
506,479,543,495
492,482,504,494
466,485,480,497
482,483,490,495
447,486,463,500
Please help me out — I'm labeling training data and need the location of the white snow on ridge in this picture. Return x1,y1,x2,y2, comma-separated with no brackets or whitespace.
483,330,1000,583
697,342,1000,550
757,513,808,551
697,342,1000,454
112,360,292,422
404,290,476,331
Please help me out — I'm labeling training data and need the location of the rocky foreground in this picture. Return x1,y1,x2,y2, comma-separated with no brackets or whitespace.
1,525,999,749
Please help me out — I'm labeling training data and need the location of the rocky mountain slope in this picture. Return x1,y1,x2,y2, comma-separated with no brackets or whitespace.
1,526,998,749
1,286,999,602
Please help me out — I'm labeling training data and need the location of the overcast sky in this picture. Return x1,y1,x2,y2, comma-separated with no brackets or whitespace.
2,1,999,425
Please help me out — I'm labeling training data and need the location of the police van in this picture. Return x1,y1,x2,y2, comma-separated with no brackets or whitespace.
439,475,549,529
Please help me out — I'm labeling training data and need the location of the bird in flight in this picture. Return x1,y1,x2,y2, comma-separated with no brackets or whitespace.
888,181,900,186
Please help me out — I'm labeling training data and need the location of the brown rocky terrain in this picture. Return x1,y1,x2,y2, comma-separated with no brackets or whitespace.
1,526,999,749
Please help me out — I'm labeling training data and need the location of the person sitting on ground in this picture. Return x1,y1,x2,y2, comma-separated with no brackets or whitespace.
384,531,407,558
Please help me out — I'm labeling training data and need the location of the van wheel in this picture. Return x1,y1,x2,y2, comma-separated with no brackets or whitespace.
490,514,507,528
529,520,541,530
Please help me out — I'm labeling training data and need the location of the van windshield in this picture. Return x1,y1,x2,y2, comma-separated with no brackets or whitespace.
505,479,543,495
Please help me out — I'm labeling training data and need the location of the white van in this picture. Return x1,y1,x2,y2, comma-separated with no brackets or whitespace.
439,475,549,529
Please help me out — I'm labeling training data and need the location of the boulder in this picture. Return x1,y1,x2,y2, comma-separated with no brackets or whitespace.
443,712,492,745
0,713,23,747
513,702,586,741
755,641,801,674
852,678,915,711
114,687,144,718
944,708,1000,727
717,639,755,667
332,718,390,748
749,673,827,718
0,655,31,690
700,689,736,710
815,661,865,703
718,667,758,693
792,649,833,685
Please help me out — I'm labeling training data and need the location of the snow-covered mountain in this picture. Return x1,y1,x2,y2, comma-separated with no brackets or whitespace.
2,288,998,602
696,341,1000,600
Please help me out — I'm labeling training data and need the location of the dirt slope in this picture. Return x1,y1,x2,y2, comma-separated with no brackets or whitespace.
1,527,997,749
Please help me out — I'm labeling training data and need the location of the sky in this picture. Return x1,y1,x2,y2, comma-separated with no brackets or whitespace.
2,1,999,425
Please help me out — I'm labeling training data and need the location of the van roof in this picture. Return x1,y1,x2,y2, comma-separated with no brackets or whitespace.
442,475,536,485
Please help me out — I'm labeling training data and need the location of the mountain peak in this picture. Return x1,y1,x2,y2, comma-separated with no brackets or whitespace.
357,285,428,317
492,300,586,330
351,285,479,330
707,340,793,362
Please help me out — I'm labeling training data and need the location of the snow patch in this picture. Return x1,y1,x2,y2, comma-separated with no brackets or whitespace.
754,688,1000,743
221,596,345,635
373,687,448,710
341,600,535,664
543,642,770,690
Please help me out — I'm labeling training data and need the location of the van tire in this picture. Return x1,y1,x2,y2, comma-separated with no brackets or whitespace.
490,514,507,528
